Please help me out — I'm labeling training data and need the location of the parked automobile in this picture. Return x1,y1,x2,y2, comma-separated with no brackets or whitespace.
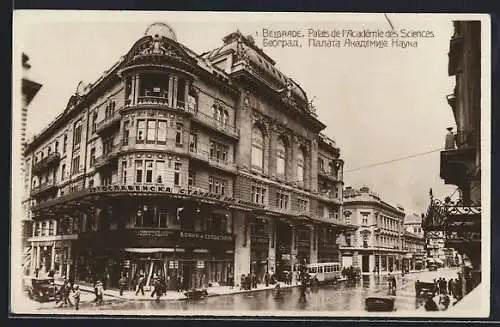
415,280,437,298
365,296,396,312
24,277,58,302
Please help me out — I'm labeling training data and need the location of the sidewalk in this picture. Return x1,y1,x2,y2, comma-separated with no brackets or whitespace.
57,281,302,302
361,269,422,276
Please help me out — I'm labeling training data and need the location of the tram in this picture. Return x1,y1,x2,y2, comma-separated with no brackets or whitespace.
306,262,342,284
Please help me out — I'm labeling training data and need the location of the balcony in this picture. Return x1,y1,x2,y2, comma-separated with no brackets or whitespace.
93,148,119,170
30,179,58,197
191,111,239,139
189,149,237,173
318,169,338,183
32,152,61,174
96,112,121,135
137,96,169,107
440,130,476,186
317,190,341,205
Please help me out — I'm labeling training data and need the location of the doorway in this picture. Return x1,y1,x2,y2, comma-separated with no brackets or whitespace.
362,255,370,273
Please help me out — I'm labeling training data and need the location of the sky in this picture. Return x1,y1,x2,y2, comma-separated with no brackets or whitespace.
14,11,460,215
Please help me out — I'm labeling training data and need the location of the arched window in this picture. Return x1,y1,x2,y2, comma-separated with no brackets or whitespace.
251,125,264,170
276,138,286,176
297,148,305,184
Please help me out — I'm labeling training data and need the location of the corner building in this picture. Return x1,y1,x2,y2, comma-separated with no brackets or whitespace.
23,23,351,290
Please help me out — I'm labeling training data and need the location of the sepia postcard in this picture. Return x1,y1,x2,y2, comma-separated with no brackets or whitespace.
11,11,491,318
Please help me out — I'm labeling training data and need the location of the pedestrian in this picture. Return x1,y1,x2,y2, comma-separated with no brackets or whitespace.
73,285,81,310
61,279,73,307
119,274,127,296
448,278,454,297
264,271,270,287
177,275,182,292
151,277,163,302
96,281,104,305
135,273,145,296
240,274,245,290
252,273,257,289
424,296,439,311
93,280,99,302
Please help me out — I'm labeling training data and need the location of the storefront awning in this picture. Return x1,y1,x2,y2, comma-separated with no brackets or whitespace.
124,248,185,253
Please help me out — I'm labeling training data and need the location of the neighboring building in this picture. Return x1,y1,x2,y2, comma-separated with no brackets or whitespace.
21,53,42,274
402,213,425,270
341,186,406,274
23,23,352,289
423,21,481,294
425,231,445,258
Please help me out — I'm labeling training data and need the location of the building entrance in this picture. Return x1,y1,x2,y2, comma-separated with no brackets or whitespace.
361,255,370,273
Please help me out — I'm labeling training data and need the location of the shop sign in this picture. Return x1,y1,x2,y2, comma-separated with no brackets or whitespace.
251,235,269,244
179,231,233,242
197,260,205,268
88,185,266,210
169,260,179,269
134,230,176,238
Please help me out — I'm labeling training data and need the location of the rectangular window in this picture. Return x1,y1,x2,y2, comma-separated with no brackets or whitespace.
137,120,146,143
89,148,96,167
298,198,309,213
221,179,226,195
188,167,195,187
157,121,167,143
122,161,127,184
63,135,67,153
177,79,186,108
145,160,154,183
123,121,130,145
210,141,215,158
276,192,289,210
189,133,198,152
135,160,143,183
73,121,82,149
175,123,183,145
252,186,267,204
156,161,165,184
208,176,214,193
92,111,98,133
147,120,156,143
174,162,181,186
72,155,80,174
215,179,219,194
61,164,66,181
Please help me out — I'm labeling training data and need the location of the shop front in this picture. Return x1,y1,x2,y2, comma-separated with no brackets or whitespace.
250,234,269,282
76,228,235,291
275,220,293,281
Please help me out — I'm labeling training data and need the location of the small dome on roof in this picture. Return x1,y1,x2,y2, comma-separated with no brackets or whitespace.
145,22,177,41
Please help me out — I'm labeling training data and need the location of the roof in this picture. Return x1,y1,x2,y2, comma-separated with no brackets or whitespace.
404,213,423,225
343,187,405,216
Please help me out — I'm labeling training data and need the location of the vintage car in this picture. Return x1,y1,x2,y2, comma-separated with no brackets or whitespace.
24,277,58,302
184,289,209,300
415,281,437,297
427,263,438,271
365,296,396,312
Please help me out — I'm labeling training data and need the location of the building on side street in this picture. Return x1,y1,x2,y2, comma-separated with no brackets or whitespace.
21,53,42,275
423,20,482,296
22,22,355,290
340,186,406,274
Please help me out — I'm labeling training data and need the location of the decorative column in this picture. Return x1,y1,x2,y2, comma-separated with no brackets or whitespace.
267,219,276,274
66,246,72,278
233,211,250,286
35,245,41,270
168,76,175,107
290,223,297,275
183,80,189,110
309,225,318,264
50,241,56,271
172,76,178,108
30,242,36,274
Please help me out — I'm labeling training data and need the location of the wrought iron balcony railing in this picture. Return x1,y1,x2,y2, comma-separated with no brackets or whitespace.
93,148,119,169
191,110,239,139
30,179,58,196
189,149,237,173
96,112,121,134
32,152,61,174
